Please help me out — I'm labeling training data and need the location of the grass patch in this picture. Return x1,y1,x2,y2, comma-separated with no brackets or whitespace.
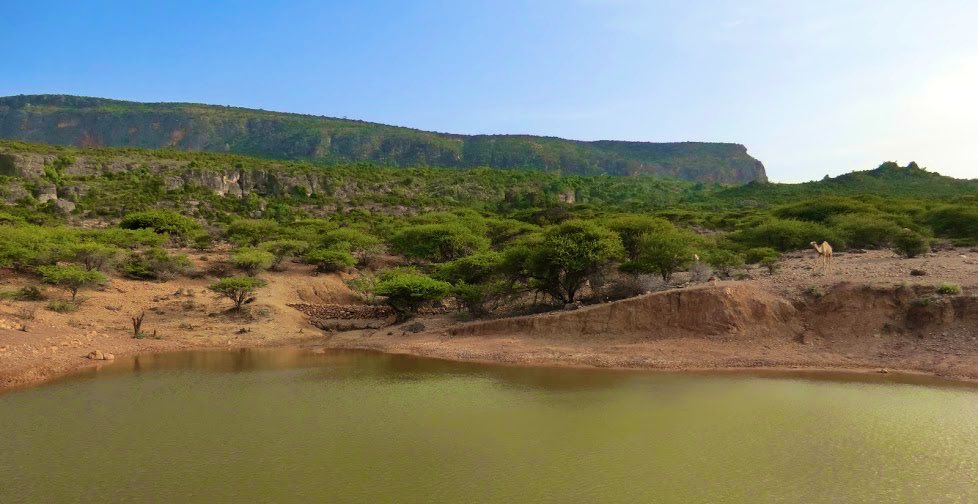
937,283,962,295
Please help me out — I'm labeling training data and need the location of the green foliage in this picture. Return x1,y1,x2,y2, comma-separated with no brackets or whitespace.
68,242,120,271
743,247,780,264
937,283,962,296
374,271,452,320
259,239,310,269
37,264,107,300
621,229,694,281
320,228,382,265
704,249,745,277
390,223,489,262
927,206,978,242
485,218,540,247
347,273,379,304
735,218,841,252
226,219,281,246
120,209,201,241
1,285,47,301
519,220,624,303
46,299,77,313
604,215,674,261
118,248,193,280
774,197,875,223
893,229,930,258
434,252,504,285
831,214,904,249
231,248,275,275
208,276,266,310
304,248,356,272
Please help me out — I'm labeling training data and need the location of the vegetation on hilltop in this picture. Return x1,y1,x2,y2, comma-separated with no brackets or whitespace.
0,94,767,183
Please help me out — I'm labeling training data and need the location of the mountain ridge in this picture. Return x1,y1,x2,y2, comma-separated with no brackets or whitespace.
0,94,767,184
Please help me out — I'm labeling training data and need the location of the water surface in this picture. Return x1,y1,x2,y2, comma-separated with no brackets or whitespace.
1,349,977,503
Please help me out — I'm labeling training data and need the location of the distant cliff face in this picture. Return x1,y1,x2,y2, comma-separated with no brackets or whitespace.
0,94,767,183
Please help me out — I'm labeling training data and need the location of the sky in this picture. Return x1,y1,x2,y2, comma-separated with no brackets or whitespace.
2,0,977,182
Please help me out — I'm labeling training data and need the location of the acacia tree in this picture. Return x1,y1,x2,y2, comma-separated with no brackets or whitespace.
621,230,694,281
208,276,266,311
522,221,624,304
38,264,107,301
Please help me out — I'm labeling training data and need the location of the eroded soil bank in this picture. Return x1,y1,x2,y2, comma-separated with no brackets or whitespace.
2,248,978,390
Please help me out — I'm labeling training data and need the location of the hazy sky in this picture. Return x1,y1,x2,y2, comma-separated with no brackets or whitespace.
2,0,977,181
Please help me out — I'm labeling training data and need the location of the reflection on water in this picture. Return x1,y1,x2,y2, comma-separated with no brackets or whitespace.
2,348,978,503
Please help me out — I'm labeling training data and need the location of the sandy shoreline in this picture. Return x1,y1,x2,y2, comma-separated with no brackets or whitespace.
3,248,978,393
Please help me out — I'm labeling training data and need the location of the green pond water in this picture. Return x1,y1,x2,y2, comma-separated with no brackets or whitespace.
1,349,977,503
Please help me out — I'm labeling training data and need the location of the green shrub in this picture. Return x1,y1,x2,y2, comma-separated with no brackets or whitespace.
259,239,310,269
13,285,46,301
231,248,275,275
893,229,929,258
937,283,962,295
520,220,624,303
208,276,266,310
226,219,281,246
604,215,674,260
434,252,504,285
120,210,201,241
320,228,382,265
704,249,745,277
304,248,356,272
760,256,780,274
38,264,107,301
774,197,875,223
743,247,780,264
485,218,539,247
374,271,452,320
735,218,841,252
390,223,489,262
927,206,978,242
68,242,120,271
832,214,904,249
119,248,193,280
46,299,77,313
620,229,693,281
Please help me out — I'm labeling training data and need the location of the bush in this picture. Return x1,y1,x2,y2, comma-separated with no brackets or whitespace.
927,206,978,242
68,242,120,271
937,283,962,295
521,220,624,303
118,248,193,280
390,223,489,262
893,229,929,258
46,299,77,313
620,229,694,281
320,228,382,266
760,256,780,275
120,210,201,241
231,248,275,275
13,285,46,301
735,218,841,252
774,197,875,223
604,215,674,260
832,214,904,249
744,247,780,264
226,219,281,246
209,276,266,310
304,248,356,272
38,264,107,301
374,271,452,320
346,273,379,304
259,239,310,269
434,252,504,285
704,249,745,277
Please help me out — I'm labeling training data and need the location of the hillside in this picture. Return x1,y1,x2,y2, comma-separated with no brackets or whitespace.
0,94,767,184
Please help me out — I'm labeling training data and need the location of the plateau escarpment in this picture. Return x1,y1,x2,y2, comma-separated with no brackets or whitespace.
0,94,767,183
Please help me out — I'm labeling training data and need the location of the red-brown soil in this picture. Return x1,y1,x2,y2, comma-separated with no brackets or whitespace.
2,248,977,391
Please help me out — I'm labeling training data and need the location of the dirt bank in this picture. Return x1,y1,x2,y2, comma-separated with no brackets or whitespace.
2,248,978,391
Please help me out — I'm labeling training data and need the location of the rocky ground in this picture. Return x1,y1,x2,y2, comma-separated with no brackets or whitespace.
1,247,977,392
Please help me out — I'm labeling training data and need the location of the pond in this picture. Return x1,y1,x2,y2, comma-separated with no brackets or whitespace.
2,349,977,503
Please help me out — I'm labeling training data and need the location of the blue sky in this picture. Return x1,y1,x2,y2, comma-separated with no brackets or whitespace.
2,0,977,181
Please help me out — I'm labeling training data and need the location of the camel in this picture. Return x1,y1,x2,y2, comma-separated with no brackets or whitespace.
810,241,833,269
